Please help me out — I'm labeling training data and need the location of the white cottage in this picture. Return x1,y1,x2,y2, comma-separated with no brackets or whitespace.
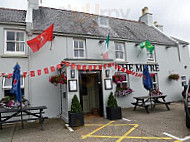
0,0,189,123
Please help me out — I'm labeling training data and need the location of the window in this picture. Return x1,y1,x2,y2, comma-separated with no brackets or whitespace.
147,49,155,62
115,43,125,60
73,39,85,58
5,30,25,54
151,73,158,89
2,76,24,97
98,16,109,27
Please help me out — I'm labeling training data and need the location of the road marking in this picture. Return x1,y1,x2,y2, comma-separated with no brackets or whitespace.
163,132,190,141
122,118,131,121
81,121,114,139
82,122,172,141
65,124,74,132
115,124,139,142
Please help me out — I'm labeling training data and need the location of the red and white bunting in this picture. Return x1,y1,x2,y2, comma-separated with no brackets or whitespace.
23,72,27,78
77,64,81,70
44,68,49,74
71,63,75,69
50,66,55,72
37,69,42,76
56,64,62,69
8,73,12,79
30,71,35,77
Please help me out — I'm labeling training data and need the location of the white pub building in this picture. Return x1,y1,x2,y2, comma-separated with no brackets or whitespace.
0,0,189,123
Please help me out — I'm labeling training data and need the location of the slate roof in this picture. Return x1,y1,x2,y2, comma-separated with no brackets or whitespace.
0,7,183,46
0,7,26,23
171,37,189,45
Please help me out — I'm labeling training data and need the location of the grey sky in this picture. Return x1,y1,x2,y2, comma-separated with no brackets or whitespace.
0,0,190,44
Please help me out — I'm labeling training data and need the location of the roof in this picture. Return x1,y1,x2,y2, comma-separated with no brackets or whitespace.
0,7,26,23
171,37,189,45
0,7,179,46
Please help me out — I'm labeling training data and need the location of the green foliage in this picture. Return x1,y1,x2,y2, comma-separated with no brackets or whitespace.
71,95,82,113
168,74,179,81
107,92,118,107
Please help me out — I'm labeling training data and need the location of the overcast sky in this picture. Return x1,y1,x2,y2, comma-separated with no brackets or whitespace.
0,0,190,45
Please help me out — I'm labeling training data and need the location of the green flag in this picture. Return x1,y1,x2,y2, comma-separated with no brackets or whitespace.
140,40,154,54
106,34,110,49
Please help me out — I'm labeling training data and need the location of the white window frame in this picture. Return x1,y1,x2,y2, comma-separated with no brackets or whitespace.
73,39,86,58
2,76,24,89
147,48,155,62
98,16,109,28
151,73,158,89
115,42,125,61
4,30,26,55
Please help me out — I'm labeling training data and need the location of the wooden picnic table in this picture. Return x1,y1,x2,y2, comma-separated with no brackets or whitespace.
131,95,170,113
0,106,48,130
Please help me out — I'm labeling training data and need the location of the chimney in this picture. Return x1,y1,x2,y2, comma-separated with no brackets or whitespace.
139,7,153,26
154,21,163,31
26,0,39,32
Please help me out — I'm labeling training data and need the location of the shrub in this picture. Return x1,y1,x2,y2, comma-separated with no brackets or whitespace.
107,92,118,107
71,95,82,113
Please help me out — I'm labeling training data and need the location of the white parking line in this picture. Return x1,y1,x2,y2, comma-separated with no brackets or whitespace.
163,132,190,141
65,124,74,132
122,118,131,122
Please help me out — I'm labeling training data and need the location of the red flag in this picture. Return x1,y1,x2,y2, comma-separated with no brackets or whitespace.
44,68,49,74
88,65,92,71
8,73,12,79
66,62,70,67
30,71,35,77
115,64,118,70
77,64,81,70
112,62,115,67
27,24,54,53
131,72,135,75
121,68,125,72
83,65,87,71
61,61,66,65
94,65,97,70
118,66,122,70
126,70,132,74
103,64,107,69
108,63,112,67
57,64,62,69
99,65,102,70
50,66,55,72
23,72,27,78
1,73,5,76
37,69,42,76
71,63,75,69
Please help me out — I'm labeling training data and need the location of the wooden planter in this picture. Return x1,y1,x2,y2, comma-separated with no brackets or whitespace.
106,107,122,120
68,111,84,127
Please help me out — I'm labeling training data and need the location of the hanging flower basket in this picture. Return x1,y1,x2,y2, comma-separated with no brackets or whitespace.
168,74,179,81
149,88,163,96
0,96,30,109
112,74,126,84
115,87,133,97
49,74,67,86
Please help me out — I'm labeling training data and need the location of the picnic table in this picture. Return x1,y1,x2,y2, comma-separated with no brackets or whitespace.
0,106,48,130
131,95,170,113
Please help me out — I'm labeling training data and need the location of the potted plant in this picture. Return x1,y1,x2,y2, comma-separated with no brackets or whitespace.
168,74,179,81
68,95,84,127
49,74,67,86
106,92,122,120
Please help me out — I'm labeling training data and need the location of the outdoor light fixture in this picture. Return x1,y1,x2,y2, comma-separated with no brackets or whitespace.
135,43,140,47
99,39,104,44
105,70,110,77
71,70,75,78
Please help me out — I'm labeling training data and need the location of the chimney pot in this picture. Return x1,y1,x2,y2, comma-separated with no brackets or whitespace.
142,7,149,15
154,21,158,27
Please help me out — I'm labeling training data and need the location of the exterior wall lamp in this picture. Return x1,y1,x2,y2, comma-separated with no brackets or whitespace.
71,70,75,78
99,39,104,44
105,70,110,77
